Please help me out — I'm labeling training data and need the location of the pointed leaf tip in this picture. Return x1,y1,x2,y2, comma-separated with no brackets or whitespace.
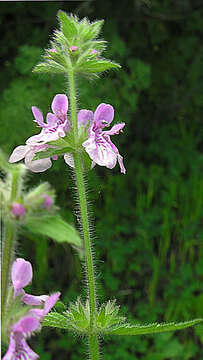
58,11,78,40
77,59,121,74
105,318,203,336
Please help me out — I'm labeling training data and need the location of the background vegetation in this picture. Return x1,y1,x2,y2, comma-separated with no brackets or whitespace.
1,1,203,359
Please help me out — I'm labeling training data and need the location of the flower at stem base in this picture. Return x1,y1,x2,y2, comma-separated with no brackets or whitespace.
3,258,60,360
3,317,40,360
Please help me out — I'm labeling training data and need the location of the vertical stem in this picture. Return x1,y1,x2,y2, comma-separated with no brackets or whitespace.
73,153,97,324
1,166,23,314
68,68,79,141
1,222,17,313
68,68,100,359
89,334,100,360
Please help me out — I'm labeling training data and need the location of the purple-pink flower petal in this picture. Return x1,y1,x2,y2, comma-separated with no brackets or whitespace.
117,154,126,174
94,103,114,129
78,110,94,128
9,145,29,163
83,134,117,169
28,308,44,320
32,106,46,128
3,332,39,360
12,316,40,333
104,122,125,136
11,258,33,294
28,292,60,320
44,292,61,315
22,293,48,306
64,153,75,168
46,113,58,127
51,94,68,116
24,150,52,173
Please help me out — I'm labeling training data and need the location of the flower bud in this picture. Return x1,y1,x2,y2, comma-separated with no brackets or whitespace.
42,194,54,210
11,203,26,217
69,45,78,52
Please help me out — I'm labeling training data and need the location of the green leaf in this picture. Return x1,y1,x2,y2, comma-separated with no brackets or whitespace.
33,61,66,74
58,11,78,40
77,59,121,74
43,312,70,329
106,318,203,336
25,215,81,248
44,50,68,69
65,299,90,332
96,300,125,330
33,146,73,160
81,20,104,41
89,20,104,39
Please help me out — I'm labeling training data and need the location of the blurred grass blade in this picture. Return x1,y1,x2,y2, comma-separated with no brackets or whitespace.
106,319,203,336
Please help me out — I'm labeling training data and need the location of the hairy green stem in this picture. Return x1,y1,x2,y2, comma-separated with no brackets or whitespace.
68,68,79,142
73,153,97,323
88,334,100,360
1,166,22,314
1,222,17,314
68,68,100,359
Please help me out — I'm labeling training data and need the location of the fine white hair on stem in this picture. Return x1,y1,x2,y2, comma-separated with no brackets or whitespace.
70,164,99,309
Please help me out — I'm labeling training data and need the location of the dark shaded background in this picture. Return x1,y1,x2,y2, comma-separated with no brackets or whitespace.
1,1,203,359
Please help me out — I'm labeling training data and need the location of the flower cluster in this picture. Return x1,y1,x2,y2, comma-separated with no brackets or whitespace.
9,94,69,172
9,94,126,174
3,258,60,360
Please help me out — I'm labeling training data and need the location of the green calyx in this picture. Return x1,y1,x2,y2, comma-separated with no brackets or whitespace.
33,11,120,77
1,288,32,345
33,128,92,171
43,299,125,335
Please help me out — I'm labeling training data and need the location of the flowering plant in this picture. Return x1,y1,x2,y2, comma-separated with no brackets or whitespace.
1,11,202,360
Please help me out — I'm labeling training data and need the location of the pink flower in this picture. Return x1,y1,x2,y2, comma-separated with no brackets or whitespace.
3,258,60,360
81,103,126,173
11,203,26,218
3,316,40,360
11,258,60,308
9,95,69,173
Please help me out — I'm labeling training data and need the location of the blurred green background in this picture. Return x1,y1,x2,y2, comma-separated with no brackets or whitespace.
1,1,203,359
